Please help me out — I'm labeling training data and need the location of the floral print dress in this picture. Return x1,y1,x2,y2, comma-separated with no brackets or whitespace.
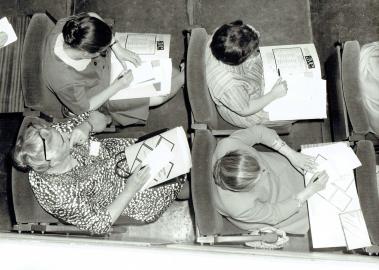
28,113,186,234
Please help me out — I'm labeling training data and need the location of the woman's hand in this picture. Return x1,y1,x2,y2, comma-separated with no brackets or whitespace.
307,170,328,194
270,77,288,99
87,111,111,133
111,69,134,90
70,122,91,147
126,165,151,192
117,47,141,67
288,152,317,174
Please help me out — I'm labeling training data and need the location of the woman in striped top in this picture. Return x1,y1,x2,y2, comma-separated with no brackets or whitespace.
205,20,288,128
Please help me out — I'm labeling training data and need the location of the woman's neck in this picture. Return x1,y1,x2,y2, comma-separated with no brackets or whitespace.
63,44,85,60
46,155,78,174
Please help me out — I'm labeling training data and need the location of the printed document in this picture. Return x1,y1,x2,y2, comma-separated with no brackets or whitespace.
301,143,371,249
109,32,172,100
260,43,326,121
124,127,192,190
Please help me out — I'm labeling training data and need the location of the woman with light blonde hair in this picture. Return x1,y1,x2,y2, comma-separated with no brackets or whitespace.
212,125,328,234
13,111,187,234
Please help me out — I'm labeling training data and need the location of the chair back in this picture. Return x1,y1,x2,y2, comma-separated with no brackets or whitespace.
186,28,238,130
21,13,63,118
12,116,58,224
191,129,246,236
341,41,370,136
326,45,350,141
355,140,379,245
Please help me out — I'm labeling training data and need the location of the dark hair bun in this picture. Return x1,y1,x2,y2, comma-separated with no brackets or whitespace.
63,18,83,46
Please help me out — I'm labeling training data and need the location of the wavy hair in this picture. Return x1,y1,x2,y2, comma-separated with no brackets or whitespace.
13,121,51,173
62,13,112,54
210,20,259,65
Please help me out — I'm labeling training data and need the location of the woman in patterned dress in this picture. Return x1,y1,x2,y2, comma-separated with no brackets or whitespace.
13,111,186,234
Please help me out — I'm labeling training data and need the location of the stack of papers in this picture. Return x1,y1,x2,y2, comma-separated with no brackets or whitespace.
109,32,172,100
301,142,371,249
260,44,326,121
124,127,192,191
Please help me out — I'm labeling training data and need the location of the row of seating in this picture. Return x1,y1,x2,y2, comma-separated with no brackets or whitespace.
11,13,379,251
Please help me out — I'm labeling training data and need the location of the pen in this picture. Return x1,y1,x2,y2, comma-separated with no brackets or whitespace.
313,177,319,183
277,68,281,77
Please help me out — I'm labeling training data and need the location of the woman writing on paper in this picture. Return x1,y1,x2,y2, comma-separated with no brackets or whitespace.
212,125,328,234
13,111,187,234
42,12,184,126
206,20,290,128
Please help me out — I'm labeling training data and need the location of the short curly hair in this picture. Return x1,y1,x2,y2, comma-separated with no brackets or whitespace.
210,20,259,66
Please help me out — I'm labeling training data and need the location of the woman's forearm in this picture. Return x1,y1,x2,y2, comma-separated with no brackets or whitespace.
239,91,277,116
88,84,121,110
106,182,140,223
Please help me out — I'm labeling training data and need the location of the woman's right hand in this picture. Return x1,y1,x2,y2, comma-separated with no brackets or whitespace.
112,69,134,90
307,170,328,194
270,77,288,99
126,164,151,192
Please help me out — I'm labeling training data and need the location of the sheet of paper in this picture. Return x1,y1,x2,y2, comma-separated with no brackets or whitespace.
260,43,325,121
260,43,322,94
139,143,175,190
339,210,372,250
109,50,172,99
264,76,327,120
0,17,17,47
131,62,155,84
301,142,368,248
115,32,171,61
125,127,192,190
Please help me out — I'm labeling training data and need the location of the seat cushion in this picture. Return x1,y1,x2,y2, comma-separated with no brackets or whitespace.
342,41,370,135
21,13,63,118
191,129,246,236
355,140,379,245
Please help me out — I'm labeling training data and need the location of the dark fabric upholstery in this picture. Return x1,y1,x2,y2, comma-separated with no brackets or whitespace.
325,45,349,141
191,129,245,236
12,116,58,224
355,140,379,245
186,28,224,130
0,16,30,113
198,0,313,46
341,41,370,136
21,13,63,118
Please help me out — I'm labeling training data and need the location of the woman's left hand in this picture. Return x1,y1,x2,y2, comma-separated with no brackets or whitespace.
118,47,141,67
288,152,317,174
70,122,91,148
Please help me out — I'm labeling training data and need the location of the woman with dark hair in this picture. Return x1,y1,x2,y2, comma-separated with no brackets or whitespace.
212,125,328,234
13,111,187,234
42,13,184,126
206,20,289,128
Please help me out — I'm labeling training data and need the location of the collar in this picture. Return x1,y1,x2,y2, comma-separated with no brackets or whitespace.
54,34,91,72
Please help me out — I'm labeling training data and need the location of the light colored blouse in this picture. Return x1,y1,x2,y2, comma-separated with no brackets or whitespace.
212,126,309,234
205,39,269,128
